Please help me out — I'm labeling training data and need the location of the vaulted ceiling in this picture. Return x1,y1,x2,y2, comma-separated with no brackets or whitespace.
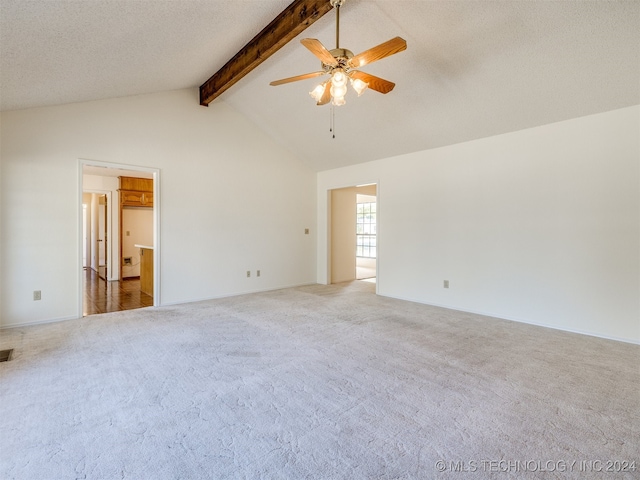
1,0,638,171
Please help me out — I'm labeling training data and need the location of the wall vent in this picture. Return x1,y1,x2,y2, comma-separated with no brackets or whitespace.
0,349,14,362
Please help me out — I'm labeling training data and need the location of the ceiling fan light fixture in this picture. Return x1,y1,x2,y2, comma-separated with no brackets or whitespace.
331,69,347,87
268,0,406,112
330,82,347,99
351,78,368,96
332,95,346,107
309,83,326,102
329,68,348,105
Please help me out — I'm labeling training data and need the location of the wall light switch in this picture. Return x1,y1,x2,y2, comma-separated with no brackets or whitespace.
33,290,41,301
126,231,130,236
304,228,310,235
257,270,261,277
444,280,450,289
246,271,251,278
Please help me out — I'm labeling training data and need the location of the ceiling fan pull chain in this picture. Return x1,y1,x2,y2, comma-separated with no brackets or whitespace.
331,105,336,139
329,105,333,136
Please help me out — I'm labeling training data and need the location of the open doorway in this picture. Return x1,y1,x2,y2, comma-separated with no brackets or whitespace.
79,161,160,317
329,183,377,284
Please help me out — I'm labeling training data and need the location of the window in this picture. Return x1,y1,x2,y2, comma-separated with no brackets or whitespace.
356,202,376,258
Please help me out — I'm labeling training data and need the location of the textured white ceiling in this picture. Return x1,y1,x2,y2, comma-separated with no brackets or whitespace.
1,0,639,171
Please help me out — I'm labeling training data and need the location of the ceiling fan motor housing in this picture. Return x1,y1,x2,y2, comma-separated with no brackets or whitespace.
329,48,353,60
324,48,354,72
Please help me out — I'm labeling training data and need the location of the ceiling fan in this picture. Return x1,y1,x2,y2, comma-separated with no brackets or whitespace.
269,0,407,106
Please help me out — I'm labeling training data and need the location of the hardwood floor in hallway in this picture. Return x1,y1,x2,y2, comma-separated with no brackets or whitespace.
83,268,153,316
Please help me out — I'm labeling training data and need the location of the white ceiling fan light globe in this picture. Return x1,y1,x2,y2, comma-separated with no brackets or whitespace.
351,78,368,96
331,69,348,88
309,83,325,102
330,83,347,98
332,95,346,106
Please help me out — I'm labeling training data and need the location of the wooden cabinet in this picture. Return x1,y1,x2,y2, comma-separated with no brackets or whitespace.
119,176,153,207
119,176,154,281
121,190,153,207
139,247,154,296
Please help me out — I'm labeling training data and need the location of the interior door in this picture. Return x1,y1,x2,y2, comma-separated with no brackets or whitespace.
98,195,108,279
82,204,88,268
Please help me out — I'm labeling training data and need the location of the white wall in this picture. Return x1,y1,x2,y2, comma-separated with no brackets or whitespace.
0,88,316,327
318,106,640,343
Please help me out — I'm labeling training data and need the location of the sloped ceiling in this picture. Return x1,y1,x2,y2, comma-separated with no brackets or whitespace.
1,0,638,171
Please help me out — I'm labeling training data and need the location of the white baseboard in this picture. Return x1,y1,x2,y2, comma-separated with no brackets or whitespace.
159,282,318,307
1,314,80,330
378,292,640,345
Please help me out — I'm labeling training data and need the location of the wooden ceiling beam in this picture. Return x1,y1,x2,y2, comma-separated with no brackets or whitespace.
199,0,333,106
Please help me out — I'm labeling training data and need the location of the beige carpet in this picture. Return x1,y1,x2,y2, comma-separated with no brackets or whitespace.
1,281,638,479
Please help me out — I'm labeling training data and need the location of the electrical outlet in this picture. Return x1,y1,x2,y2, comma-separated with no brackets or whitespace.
257,270,261,277
33,290,41,301
246,271,251,278
444,280,449,289
304,228,310,235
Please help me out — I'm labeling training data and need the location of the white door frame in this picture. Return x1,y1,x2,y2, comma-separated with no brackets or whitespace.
78,159,161,317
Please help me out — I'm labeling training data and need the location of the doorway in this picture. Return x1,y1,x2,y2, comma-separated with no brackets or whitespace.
329,183,377,284
79,160,160,317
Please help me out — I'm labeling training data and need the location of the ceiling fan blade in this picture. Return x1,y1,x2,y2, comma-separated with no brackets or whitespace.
270,71,327,86
317,81,332,105
349,71,396,94
301,38,339,66
348,37,407,69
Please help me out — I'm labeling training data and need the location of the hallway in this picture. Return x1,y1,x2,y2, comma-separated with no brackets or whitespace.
83,268,153,316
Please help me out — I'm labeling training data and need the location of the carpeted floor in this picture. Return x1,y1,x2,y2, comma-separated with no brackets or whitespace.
1,281,638,479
